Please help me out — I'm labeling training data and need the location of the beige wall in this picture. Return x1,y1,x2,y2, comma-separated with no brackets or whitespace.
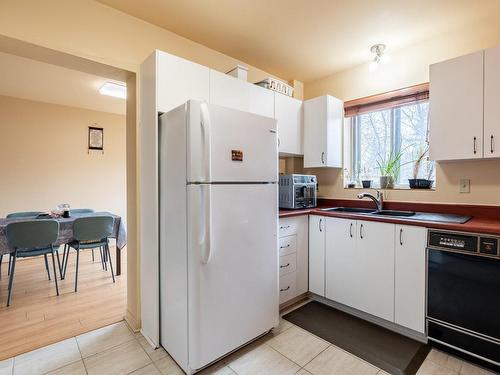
301,12,500,206
0,95,126,218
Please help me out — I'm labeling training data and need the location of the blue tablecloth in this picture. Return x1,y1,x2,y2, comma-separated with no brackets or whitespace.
0,212,127,255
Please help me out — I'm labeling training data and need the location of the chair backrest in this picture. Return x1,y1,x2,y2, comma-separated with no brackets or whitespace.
73,216,114,242
70,208,94,215
6,220,59,250
6,211,44,219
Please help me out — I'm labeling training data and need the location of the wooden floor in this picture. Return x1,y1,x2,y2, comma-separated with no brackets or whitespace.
0,247,127,360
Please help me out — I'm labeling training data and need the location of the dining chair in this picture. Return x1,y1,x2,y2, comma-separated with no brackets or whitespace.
5,211,48,280
59,209,97,274
5,220,60,306
62,216,115,292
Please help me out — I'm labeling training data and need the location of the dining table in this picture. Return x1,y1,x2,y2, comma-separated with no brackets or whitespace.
0,211,127,275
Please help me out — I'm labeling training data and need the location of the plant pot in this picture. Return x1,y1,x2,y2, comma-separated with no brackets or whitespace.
361,180,373,188
380,176,394,189
347,182,356,188
408,179,434,189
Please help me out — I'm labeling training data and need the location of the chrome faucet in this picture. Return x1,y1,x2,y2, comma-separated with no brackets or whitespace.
357,189,384,211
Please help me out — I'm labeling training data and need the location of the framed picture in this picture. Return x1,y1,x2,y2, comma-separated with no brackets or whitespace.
88,126,104,151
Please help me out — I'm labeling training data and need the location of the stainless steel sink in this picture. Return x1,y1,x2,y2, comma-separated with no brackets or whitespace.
371,210,416,217
321,207,376,214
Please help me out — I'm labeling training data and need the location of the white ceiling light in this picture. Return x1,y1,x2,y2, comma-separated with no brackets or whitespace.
99,81,127,99
369,44,390,72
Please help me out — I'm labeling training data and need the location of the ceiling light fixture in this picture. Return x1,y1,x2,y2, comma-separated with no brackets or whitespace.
369,44,389,72
99,81,127,99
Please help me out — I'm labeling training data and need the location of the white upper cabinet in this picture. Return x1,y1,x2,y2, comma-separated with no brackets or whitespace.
309,215,326,297
275,93,303,156
395,225,426,334
209,69,274,118
484,45,500,158
429,51,484,161
156,51,210,113
303,95,343,168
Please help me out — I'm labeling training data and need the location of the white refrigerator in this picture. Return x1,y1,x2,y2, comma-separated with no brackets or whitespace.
159,100,279,374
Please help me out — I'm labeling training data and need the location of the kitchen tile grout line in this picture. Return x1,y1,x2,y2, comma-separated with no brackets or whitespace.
74,336,89,375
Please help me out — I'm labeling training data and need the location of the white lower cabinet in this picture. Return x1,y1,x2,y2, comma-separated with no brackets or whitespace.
308,215,326,296
395,225,427,333
311,216,426,333
278,216,308,305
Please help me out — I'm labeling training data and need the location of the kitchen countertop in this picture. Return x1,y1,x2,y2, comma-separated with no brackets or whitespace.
279,200,500,236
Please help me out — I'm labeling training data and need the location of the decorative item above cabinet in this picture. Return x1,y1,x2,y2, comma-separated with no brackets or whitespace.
303,95,343,168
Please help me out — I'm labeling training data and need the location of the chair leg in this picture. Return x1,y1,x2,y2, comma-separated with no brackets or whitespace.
51,250,59,296
0,254,2,279
56,250,63,279
99,247,105,270
92,248,95,262
44,254,51,280
8,254,11,276
106,243,115,283
63,245,70,279
74,246,80,293
7,253,17,307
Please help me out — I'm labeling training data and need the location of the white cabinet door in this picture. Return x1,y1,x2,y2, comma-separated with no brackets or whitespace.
303,95,343,168
325,217,357,307
355,220,395,322
295,215,309,296
275,93,303,155
209,69,274,118
309,215,326,296
484,45,500,158
157,51,210,113
429,51,484,161
395,225,426,333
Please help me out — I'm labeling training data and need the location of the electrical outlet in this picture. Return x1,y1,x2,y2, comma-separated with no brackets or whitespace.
459,179,470,193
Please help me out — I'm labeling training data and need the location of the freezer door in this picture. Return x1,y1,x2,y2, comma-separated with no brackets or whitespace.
187,101,278,183
187,183,279,371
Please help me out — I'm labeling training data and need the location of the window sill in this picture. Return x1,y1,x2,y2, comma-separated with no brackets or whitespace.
344,185,436,191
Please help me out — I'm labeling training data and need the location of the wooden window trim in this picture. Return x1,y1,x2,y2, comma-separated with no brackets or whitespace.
344,83,429,117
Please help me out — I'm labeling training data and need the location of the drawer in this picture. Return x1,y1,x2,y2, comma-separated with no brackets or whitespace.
279,235,296,256
279,219,299,237
279,272,297,304
279,253,297,276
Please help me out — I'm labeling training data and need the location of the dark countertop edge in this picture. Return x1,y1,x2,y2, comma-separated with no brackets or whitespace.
279,208,500,236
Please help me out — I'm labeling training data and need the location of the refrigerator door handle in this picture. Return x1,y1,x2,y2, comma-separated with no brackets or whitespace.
200,184,212,264
200,102,212,182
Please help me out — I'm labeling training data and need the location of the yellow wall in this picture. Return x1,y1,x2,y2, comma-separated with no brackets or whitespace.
0,95,126,218
302,12,500,205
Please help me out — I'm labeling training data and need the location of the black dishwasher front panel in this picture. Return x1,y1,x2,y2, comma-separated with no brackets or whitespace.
427,249,500,340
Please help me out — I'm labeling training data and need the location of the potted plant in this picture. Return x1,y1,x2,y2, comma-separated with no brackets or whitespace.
376,151,403,189
344,168,356,188
409,145,434,189
360,166,373,188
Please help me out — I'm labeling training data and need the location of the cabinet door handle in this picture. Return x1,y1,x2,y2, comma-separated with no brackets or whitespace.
278,137,280,147
321,152,325,164
359,224,364,239
280,286,290,292
349,223,353,238
491,135,494,154
280,263,290,269
473,137,477,154
280,244,290,249
400,228,403,246
319,218,323,232
280,225,290,230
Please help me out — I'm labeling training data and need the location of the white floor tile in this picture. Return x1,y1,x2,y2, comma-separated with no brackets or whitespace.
13,338,81,375
460,361,497,375
137,335,168,362
44,360,87,375
131,363,162,375
267,326,329,366
83,339,151,375
304,346,379,375
426,350,463,372
154,355,184,375
76,321,135,358
0,358,13,375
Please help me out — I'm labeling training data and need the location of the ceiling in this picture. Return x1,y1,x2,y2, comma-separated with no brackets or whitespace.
0,52,126,115
97,0,500,82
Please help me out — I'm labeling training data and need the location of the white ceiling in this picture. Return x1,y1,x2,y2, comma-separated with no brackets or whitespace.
98,0,500,82
0,52,126,115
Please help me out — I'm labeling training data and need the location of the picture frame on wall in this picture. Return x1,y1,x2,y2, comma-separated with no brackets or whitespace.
88,126,104,153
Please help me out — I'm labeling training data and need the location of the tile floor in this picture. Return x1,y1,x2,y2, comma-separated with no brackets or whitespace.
0,318,496,375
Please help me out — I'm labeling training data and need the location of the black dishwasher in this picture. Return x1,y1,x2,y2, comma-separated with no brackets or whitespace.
427,230,500,370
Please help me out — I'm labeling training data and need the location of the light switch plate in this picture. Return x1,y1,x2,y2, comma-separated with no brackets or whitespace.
459,179,470,193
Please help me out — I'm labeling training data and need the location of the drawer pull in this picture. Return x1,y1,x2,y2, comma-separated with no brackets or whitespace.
280,244,290,249
280,225,291,230
360,224,364,239
280,286,290,292
349,223,353,238
280,263,290,269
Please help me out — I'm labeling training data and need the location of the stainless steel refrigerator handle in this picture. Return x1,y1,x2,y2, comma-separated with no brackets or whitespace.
200,102,212,182
200,185,212,264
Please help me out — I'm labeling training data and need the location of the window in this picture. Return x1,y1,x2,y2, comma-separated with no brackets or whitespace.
349,99,435,188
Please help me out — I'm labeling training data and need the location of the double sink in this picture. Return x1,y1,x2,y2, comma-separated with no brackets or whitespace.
322,207,416,217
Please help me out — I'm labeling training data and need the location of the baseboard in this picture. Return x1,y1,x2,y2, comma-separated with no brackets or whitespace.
125,310,141,333
279,293,309,312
